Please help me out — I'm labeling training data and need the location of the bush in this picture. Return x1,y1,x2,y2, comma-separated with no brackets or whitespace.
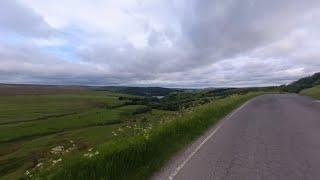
131,106,152,115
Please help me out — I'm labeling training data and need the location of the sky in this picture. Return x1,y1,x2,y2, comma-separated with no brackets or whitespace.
0,0,320,88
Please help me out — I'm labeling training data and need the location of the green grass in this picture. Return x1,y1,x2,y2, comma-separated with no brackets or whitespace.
0,125,121,180
0,92,128,124
300,85,320,99
0,92,145,143
0,88,271,179
35,92,263,180
0,108,120,143
0,91,173,179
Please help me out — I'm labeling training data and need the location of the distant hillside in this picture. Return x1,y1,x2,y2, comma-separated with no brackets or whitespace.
205,86,281,97
0,84,88,95
286,72,320,93
93,86,179,96
0,84,181,97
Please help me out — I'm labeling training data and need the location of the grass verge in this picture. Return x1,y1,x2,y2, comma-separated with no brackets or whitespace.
35,92,263,180
300,85,320,99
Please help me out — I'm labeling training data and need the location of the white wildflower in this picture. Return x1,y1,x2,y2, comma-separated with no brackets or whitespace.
50,145,64,154
52,158,62,165
25,170,30,176
36,162,43,168
112,131,118,136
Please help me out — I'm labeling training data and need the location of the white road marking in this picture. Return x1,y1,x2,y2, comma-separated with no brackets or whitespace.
168,99,253,180
314,100,320,103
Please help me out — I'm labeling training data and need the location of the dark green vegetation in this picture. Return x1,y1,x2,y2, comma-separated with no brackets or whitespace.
285,72,320,93
119,86,280,111
36,93,263,180
0,84,280,179
281,71,320,99
93,86,178,96
300,85,320,99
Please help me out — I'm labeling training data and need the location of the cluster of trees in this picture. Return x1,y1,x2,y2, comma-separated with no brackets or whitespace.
130,106,152,115
95,86,179,96
115,79,311,112
118,92,212,111
118,87,179,96
204,86,281,97
285,72,320,93
118,86,282,111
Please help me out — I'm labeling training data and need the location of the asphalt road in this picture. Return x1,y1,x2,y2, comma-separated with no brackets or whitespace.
153,94,320,180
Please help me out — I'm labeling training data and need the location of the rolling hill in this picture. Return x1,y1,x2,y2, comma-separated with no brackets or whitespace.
300,85,320,99
285,72,320,93
93,86,180,96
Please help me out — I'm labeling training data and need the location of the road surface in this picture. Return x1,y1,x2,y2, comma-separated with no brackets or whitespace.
153,94,320,180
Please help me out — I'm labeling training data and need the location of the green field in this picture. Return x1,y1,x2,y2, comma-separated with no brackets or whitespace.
34,93,263,180
0,92,127,124
0,85,275,179
300,85,320,99
0,91,174,179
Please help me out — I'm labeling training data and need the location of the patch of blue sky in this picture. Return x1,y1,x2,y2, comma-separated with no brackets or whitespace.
42,45,79,61
0,31,29,46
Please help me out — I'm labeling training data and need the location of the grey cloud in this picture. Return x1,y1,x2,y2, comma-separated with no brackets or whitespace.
1,0,320,87
0,0,54,37
79,0,320,83
0,44,167,85
180,0,320,59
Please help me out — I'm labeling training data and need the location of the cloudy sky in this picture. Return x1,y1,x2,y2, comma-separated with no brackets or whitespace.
0,0,319,87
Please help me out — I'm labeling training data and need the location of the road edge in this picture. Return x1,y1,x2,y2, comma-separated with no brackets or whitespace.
151,96,257,180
